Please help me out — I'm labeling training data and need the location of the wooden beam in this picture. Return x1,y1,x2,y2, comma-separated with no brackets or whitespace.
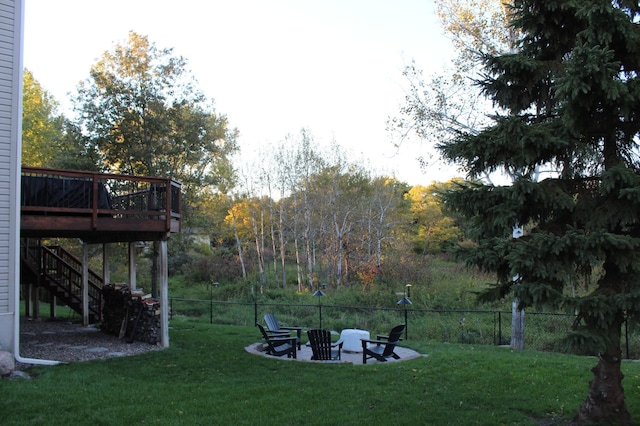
159,238,169,348
102,244,110,286
82,242,89,326
128,242,137,290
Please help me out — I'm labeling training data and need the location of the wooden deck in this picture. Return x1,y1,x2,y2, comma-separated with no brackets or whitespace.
20,167,181,243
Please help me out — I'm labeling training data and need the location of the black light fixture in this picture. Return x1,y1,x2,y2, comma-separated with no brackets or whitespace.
313,283,326,328
397,284,412,339
312,288,326,297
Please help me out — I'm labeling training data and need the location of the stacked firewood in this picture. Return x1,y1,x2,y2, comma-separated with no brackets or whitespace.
101,284,161,345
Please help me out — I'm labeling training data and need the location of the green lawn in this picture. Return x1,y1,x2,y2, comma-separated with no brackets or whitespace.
3,321,640,425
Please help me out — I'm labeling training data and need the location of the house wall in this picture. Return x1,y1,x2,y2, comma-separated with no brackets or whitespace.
0,0,23,353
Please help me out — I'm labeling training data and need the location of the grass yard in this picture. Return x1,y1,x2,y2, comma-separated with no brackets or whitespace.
3,321,640,425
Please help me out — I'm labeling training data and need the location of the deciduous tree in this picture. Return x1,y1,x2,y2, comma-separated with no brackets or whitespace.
21,69,64,167
407,181,461,254
389,0,513,175
72,32,237,225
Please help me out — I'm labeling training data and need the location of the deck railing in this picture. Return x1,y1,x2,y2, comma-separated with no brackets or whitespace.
21,166,181,231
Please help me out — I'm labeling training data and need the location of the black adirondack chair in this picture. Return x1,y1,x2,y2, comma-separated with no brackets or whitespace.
307,329,343,361
263,313,302,349
256,323,297,359
361,324,405,364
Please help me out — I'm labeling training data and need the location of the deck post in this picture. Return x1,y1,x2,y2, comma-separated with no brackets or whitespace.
49,293,56,318
102,244,110,286
158,238,169,347
24,284,29,317
82,242,89,326
128,242,137,290
27,283,37,318
151,241,159,298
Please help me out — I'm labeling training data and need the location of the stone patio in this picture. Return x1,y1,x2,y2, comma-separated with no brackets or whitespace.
245,341,426,364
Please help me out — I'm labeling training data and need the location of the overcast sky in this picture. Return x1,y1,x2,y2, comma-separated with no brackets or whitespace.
23,0,459,185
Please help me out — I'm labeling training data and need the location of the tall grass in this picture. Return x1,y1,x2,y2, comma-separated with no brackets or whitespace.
4,321,640,425
171,297,640,358
164,256,640,358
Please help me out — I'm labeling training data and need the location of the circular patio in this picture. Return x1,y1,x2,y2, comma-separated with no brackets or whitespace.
245,341,426,364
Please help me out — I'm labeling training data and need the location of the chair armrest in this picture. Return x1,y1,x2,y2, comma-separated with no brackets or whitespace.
375,334,402,341
361,338,392,346
266,330,291,335
267,332,296,340
307,339,343,348
268,336,297,344
280,326,303,338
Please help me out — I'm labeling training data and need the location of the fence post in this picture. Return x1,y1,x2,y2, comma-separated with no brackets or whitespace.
254,301,258,326
498,311,502,345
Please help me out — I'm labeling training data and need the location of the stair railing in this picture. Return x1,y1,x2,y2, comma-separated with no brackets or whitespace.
40,245,104,321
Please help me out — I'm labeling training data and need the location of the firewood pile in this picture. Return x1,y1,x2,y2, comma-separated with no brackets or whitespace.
101,284,161,345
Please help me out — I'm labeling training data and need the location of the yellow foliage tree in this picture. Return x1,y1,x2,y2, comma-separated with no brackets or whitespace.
21,69,63,167
407,180,461,253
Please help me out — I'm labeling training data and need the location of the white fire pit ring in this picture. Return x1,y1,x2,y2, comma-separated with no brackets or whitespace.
339,328,370,353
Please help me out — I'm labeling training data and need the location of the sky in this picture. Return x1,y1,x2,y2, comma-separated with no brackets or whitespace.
23,0,459,186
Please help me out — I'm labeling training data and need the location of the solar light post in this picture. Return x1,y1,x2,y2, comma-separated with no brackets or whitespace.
397,284,412,340
313,283,327,329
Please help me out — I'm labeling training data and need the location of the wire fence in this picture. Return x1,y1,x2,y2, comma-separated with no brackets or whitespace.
169,298,640,359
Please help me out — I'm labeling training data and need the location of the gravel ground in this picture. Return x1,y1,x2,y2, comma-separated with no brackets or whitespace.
16,318,162,370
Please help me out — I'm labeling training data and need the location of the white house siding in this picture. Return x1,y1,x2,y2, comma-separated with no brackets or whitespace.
0,0,22,353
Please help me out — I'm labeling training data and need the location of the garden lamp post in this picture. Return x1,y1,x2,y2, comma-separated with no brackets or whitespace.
313,283,326,329
397,284,412,339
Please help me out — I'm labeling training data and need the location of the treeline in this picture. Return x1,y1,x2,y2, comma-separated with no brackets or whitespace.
21,32,464,292
179,130,463,291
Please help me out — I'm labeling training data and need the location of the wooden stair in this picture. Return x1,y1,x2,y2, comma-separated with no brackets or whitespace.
21,242,103,322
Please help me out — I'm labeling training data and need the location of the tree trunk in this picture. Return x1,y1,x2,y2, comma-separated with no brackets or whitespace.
251,213,265,287
278,206,287,289
575,317,631,425
229,209,247,281
304,214,313,291
270,221,278,286
254,232,265,286
294,235,303,292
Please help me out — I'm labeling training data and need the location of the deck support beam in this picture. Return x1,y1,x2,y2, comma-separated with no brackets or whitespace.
159,238,169,347
102,244,110,286
82,242,89,326
128,242,137,290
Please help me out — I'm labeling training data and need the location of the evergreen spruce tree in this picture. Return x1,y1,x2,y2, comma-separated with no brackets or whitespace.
439,1,640,423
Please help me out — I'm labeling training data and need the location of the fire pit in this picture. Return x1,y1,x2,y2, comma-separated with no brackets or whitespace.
339,329,370,353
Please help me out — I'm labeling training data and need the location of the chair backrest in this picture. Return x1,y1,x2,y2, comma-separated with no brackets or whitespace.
263,313,280,331
256,323,270,341
307,329,333,360
256,323,295,357
381,324,405,356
